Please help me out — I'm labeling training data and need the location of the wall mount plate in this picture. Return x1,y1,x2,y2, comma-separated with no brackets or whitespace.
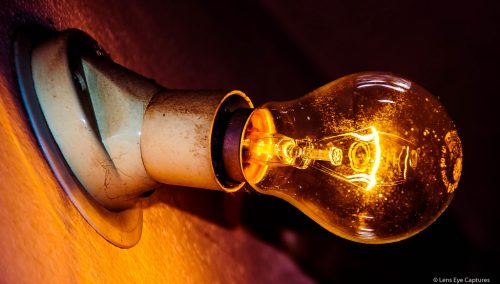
14,27,143,248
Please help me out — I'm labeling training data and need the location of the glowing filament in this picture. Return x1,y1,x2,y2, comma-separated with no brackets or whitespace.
242,122,421,193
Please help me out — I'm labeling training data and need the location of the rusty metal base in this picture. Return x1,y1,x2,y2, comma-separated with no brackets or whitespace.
14,27,142,248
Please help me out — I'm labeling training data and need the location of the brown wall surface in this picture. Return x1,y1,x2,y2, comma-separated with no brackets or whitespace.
1,0,499,283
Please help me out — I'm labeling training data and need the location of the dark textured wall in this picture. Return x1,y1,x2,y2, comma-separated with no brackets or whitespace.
0,0,498,283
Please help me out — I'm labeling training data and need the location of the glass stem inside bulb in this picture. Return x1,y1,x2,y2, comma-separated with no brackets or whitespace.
241,109,420,192
243,124,382,191
242,134,345,169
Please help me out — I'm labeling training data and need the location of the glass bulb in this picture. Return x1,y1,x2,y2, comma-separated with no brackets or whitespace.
241,72,463,244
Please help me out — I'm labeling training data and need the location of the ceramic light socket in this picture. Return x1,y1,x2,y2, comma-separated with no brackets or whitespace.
141,90,252,192
18,28,253,247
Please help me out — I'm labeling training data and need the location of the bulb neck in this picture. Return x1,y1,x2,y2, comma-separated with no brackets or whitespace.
222,108,254,183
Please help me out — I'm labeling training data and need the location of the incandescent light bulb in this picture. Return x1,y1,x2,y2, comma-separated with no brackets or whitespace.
230,72,463,244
